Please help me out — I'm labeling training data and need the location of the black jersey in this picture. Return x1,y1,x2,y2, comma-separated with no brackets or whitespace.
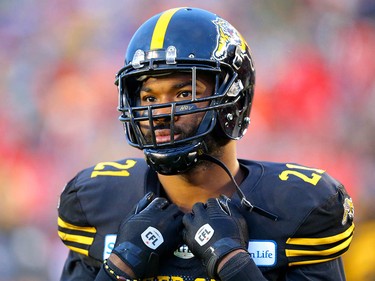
57,158,354,280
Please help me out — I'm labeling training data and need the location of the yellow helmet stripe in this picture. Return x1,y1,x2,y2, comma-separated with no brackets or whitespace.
150,8,182,50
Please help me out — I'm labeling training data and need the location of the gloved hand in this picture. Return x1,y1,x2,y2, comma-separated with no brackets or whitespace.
182,195,249,278
112,192,183,278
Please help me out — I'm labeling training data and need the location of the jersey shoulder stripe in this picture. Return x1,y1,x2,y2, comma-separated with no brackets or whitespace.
286,223,354,266
57,217,96,256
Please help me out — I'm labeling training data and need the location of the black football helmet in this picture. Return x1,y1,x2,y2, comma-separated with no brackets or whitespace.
115,7,255,175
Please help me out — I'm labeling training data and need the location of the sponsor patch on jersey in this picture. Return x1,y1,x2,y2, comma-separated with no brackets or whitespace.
195,224,214,246
173,244,195,259
248,240,277,266
103,234,117,260
141,226,164,249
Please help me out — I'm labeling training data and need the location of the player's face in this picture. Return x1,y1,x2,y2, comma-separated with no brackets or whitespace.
138,73,214,144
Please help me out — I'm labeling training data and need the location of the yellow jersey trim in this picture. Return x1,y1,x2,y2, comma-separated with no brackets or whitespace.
58,230,94,246
66,245,89,256
58,217,96,233
286,234,353,257
286,224,354,246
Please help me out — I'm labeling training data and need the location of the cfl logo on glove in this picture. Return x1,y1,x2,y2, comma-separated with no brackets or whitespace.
195,224,214,246
141,226,164,249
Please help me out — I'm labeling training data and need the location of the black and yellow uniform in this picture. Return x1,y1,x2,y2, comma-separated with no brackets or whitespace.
58,158,354,280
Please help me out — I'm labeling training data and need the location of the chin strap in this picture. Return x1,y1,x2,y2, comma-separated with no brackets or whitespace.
144,141,207,175
200,154,278,221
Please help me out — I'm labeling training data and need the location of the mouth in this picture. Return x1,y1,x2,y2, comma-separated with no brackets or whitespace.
154,129,181,143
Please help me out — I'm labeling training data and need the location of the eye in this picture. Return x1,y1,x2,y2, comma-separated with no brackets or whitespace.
177,91,192,99
142,95,157,103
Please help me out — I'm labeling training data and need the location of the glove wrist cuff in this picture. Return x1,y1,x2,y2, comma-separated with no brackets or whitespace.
112,241,149,278
204,238,244,278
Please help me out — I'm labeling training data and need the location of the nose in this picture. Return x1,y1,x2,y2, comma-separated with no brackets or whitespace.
152,105,178,125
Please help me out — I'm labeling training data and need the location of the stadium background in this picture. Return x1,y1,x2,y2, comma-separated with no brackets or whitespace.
0,0,374,280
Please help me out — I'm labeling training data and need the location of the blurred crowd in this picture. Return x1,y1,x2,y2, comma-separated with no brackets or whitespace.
0,0,374,280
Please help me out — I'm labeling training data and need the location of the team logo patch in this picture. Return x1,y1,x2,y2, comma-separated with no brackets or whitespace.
212,17,246,60
141,226,164,249
174,244,195,259
248,240,277,266
342,197,354,225
195,224,214,246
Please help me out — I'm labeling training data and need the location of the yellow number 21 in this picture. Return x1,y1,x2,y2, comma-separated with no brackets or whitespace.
91,160,137,178
279,164,325,186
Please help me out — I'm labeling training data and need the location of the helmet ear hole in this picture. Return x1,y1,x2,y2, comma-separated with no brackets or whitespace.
226,45,244,70
218,106,241,139
217,89,252,139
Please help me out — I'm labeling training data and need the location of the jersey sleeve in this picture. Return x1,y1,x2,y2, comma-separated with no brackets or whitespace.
58,173,97,258
285,182,354,266
57,158,148,263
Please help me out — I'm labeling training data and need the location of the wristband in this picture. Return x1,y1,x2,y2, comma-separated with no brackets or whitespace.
103,259,139,281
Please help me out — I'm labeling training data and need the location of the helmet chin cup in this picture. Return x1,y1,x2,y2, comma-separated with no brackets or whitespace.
144,142,206,175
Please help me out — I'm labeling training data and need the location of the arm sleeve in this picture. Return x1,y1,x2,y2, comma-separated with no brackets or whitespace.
60,251,101,281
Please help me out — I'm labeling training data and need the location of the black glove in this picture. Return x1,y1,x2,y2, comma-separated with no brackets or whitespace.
182,195,249,278
112,192,183,278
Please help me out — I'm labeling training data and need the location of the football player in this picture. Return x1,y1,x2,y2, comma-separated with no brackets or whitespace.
57,7,354,281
